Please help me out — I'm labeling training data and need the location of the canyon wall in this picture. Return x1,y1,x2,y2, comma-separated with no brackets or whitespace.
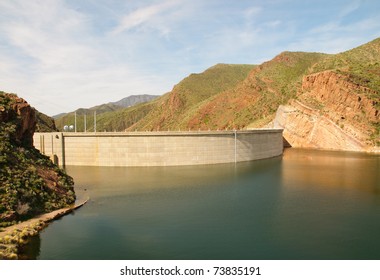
273,71,379,152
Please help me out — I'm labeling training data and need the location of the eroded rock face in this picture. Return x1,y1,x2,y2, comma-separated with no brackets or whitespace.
274,71,379,152
0,93,36,147
301,71,378,123
274,101,369,151
12,97,37,147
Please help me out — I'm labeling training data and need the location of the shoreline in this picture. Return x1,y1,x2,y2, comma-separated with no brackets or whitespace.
0,198,88,260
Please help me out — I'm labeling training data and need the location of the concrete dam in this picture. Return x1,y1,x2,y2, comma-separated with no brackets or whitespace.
33,129,283,167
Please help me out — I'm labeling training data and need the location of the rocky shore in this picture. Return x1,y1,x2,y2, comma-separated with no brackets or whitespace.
0,198,87,259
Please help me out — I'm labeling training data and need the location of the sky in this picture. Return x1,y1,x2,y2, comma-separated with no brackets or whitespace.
1,0,380,116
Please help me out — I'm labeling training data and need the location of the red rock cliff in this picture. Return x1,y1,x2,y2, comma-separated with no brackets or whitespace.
273,71,379,152
0,93,36,147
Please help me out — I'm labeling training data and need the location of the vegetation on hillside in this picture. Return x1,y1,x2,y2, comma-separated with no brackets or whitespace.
35,111,58,132
0,93,75,227
126,63,257,131
311,38,380,96
173,64,257,105
186,52,328,130
55,103,123,132
93,101,158,132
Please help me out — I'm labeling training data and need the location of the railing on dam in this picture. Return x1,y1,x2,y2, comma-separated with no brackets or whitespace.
33,129,284,167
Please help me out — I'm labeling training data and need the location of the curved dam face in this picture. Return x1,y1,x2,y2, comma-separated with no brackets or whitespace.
33,129,283,167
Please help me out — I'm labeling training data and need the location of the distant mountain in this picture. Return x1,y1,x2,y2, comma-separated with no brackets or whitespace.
54,94,158,131
112,94,158,108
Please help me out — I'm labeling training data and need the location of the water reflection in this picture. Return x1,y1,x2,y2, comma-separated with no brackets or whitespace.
273,148,380,259
18,235,41,260
68,158,282,200
282,148,380,194
23,148,380,260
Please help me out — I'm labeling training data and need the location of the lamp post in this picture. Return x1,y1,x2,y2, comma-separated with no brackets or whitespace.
94,111,96,132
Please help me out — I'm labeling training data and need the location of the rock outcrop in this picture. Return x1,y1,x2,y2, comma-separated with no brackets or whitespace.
273,71,379,152
0,94,36,147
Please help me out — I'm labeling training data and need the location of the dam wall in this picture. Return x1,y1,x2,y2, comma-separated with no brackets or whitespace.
33,129,283,167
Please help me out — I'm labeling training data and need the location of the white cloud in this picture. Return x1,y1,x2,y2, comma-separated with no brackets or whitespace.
309,22,340,34
0,0,93,70
110,0,181,36
339,0,361,18
309,0,371,36
266,20,282,28
288,0,380,54
1,0,379,116
0,0,172,115
244,6,262,19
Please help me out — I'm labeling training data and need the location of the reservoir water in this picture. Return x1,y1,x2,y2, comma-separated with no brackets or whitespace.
22,148,380,259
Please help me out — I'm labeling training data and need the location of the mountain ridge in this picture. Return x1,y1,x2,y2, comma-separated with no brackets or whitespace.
83,37,379,151
54,94,158,131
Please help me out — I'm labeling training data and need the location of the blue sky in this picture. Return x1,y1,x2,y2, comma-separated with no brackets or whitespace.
1,0,380,116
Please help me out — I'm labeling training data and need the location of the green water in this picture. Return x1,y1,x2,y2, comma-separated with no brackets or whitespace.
22,148,380,259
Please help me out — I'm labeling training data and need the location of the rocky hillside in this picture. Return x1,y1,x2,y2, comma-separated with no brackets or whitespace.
184,52,328,130
98,53,326,132
273,38,380,152
127,64,257,131
0,92,75,227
